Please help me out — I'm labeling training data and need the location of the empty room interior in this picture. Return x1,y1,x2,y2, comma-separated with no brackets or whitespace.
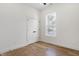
0,3,79,56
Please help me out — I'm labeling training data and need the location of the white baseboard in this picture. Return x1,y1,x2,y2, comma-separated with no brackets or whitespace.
0,43,28,54
0,40,38,54
1,40,78,55
39,40,79,51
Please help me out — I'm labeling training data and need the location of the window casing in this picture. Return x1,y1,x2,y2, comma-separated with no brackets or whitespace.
45,12,56,37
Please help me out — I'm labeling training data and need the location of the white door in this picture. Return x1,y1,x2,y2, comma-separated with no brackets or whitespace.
26,17,39,44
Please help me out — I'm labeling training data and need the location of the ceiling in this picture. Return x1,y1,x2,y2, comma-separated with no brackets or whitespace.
26,3,53,10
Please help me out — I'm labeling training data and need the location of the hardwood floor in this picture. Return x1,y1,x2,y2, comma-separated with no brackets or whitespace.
1,41,79,56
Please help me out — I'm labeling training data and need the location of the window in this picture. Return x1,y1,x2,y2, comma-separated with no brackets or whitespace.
45,12,56,37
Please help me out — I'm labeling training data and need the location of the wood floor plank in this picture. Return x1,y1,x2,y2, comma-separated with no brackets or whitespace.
1,41,79,56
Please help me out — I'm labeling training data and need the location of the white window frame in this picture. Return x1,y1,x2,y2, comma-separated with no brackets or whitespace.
45,12,56,37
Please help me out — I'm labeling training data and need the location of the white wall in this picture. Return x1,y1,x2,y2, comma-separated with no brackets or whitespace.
40,3,79,50
0,3,39,53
